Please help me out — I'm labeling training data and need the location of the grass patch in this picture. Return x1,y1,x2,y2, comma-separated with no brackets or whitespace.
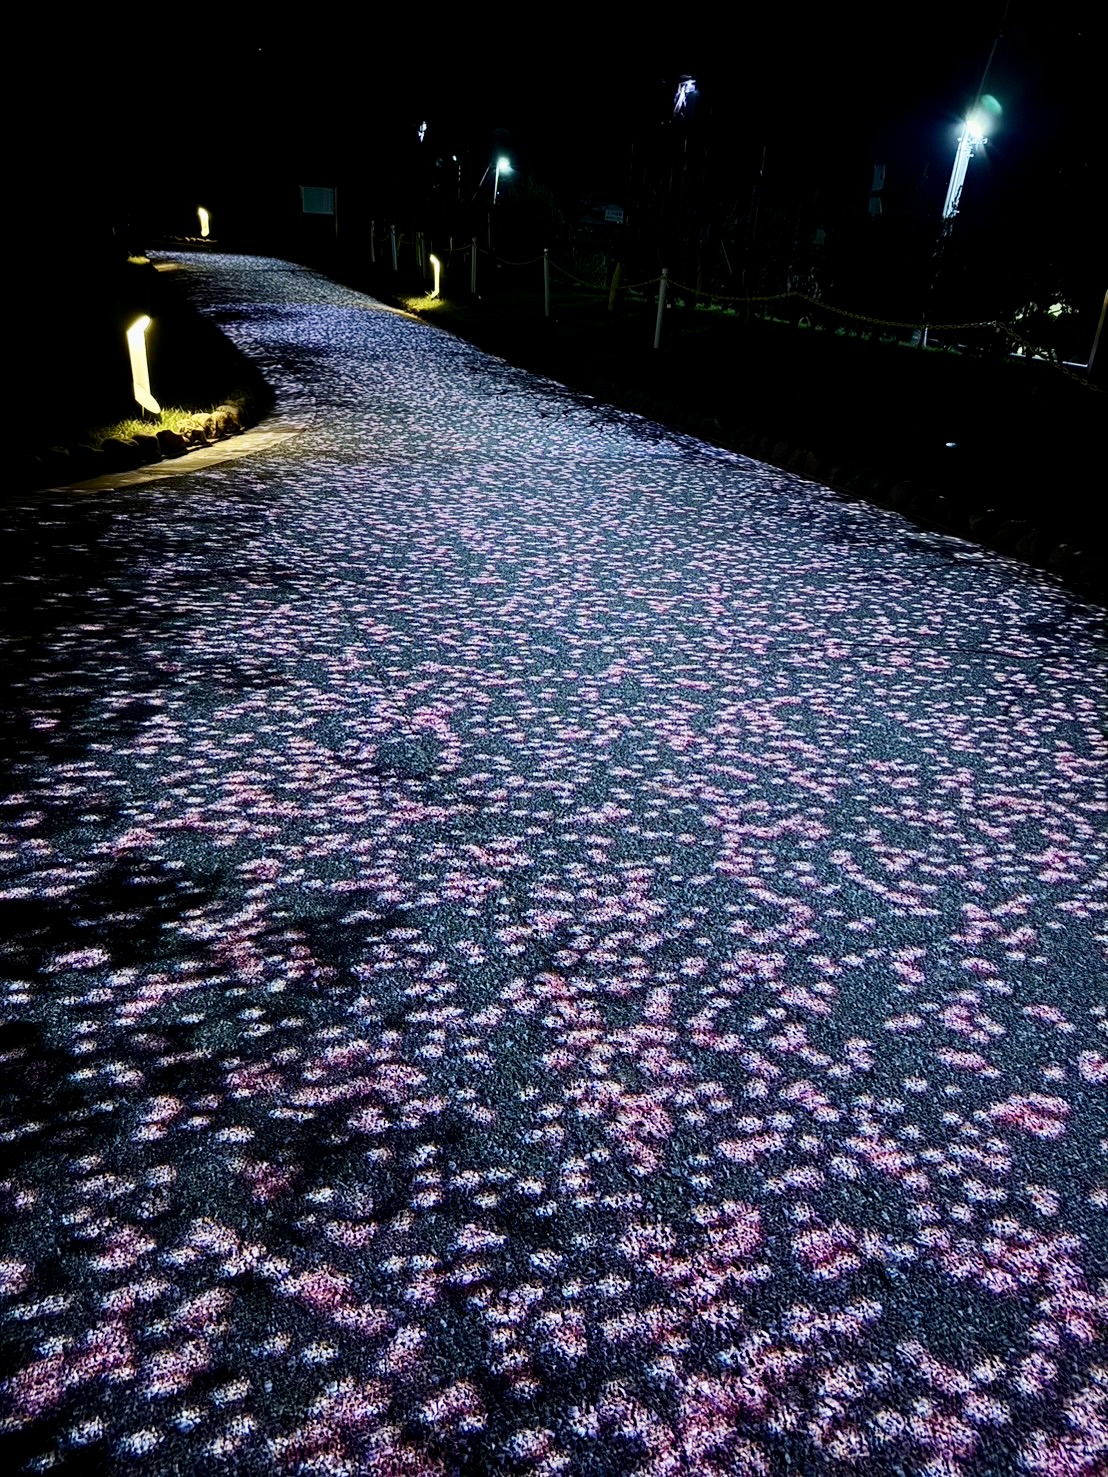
84,385,260,450
399,293,451,317
89,406,210,446
25,257,274,462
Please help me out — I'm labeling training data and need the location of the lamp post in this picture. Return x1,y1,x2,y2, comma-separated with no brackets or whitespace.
941,108,990,224
487,156,512,255
492,155,512,205
921,93,1001,347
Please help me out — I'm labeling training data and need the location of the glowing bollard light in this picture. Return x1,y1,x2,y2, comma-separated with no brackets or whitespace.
429,254,442,298
126,316,160,416
197,206,210,238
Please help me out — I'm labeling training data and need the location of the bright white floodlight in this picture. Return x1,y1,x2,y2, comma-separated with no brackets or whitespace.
943,119,984,220
942,97,1000,222
493,156,512,204
674,77,697,115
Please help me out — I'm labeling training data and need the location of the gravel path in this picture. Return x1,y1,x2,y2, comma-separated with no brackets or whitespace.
1,253,1105,1475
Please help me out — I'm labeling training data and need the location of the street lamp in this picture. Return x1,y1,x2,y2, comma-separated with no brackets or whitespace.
941,95,1000,223
674,76,697,116
921,77,1001,347
493,156,512,204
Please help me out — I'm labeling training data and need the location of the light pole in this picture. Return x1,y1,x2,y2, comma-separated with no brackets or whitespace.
487,156,512,255
921,93,1001,347
472,156,513,204
941,106,992,224
920,0,1007,344
492,155,512,205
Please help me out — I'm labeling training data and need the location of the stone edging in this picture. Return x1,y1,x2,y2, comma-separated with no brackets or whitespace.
17,402,255,494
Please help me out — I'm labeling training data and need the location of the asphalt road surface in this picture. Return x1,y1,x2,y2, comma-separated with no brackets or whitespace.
1,254,1106,1476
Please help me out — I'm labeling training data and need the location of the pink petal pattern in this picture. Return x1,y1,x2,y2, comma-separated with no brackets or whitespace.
0,253,1105,1475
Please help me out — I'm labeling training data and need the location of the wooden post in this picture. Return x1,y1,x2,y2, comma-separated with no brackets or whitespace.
654,269,668,349
608,261,622,313
1088,288,1107,379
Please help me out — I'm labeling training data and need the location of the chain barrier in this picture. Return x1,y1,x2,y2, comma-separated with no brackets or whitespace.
388,236,1097,391
547,259,606,289
547,260,659,292
479,248,545,267
665,279,995,333
660,281,1099,391
989,325,1101,391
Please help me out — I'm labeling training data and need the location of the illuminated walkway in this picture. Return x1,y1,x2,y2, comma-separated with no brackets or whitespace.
1,254,1105,1475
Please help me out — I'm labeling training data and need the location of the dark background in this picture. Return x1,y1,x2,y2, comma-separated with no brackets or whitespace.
16,4,1104,397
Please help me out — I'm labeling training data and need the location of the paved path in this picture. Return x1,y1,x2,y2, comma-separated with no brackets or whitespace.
1,254,1106,1475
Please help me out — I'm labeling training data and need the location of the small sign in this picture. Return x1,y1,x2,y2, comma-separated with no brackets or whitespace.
301,186,335,216
603,206,625,225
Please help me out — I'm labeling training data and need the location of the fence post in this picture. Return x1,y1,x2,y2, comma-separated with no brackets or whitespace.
544,249,551,319
654,268,668,350
608,261,622,313
390,224,398,272
471,238,478,296
1087,288,1106,378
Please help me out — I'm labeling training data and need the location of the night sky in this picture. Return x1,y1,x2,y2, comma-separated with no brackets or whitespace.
20,2,1102,322
29,5,1096,194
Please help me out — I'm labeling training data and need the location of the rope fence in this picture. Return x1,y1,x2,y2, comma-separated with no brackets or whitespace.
374,222,1099,391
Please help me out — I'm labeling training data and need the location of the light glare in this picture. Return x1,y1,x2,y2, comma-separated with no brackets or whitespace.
492,157,512,204
674,77,697,115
